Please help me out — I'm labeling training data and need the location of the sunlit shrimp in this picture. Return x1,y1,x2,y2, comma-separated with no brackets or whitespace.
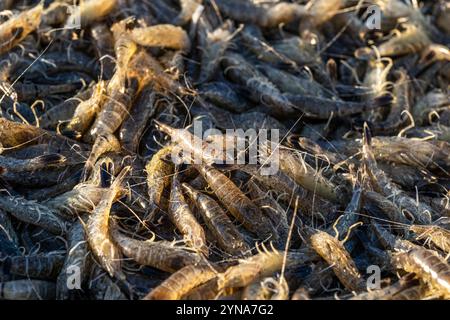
129,24,191,52
0,4,43,54
408,224,450,255
355,23,431,59
393,248,450,299
64,0,118,29
218,246,311,290
56,220,92,300
168,173,208,255
362,124,435,224
143,264,217,300
195,164,277,241
86,166,130,279
0,280,55,300
310,229,366,292
82,133,121,181
63,81,106,138
110,219,202,273
182,183,250,256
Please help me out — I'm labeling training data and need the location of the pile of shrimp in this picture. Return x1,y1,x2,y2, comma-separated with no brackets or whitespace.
0,0,449,300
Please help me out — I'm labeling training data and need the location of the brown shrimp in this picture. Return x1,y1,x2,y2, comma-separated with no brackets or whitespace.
409,224,450,255
110,219,202,273
242,276,289,300
355,23,431,59
0,195,67,235
182,183,250,256
143,264,218,300
86,166,130,279
0,4,43,55
362,125,435,224
393,248,450,299
0,280,55,300
129,24,191,52
63,81,106,137
310,230,366,292
168,173,208,255
195,164,277,241
56,220,92,300
172,0,202,26
218,246,311,290
82,133,121,181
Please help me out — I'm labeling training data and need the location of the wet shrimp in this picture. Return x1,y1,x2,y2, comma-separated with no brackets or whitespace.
0,4,43,55
143,264,218,300
182,183,250,256
168,172,208,255
0,153,65,173
85,166,130,279
110,219,202,273
194,164,277,241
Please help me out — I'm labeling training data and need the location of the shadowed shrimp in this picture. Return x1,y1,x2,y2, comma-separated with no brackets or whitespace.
3,252,64,280
246,180,289,248
0,153,65,173
310,230,366,292
172,0,202,26
362,125,435,224
0,4,43,54
110,219,202,273
143,264,217,300
90,23,115,80
213,0,305,28
56,220,91,300
168,172,208,255
412,89,450,126
182,183,250,256
242,276,289,300
130,24,191,52
393,248,450,299
0,195,67,235
197,21,236,84
0,280,55,300
86,166,130,279
119,87,156,153
194,164,277,241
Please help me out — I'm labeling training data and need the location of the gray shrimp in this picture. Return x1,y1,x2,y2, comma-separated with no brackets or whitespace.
2,252,65,280
0,195,67,235
110,219,202,273
56,220,92,300
0,280,55,300
182,183,250,256
168,172,208,255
